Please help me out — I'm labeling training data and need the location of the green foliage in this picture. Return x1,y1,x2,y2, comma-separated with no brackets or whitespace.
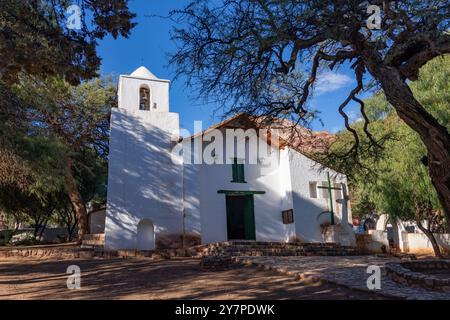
0,1,135,85
410,56,450,130
329,56,449,223
18,136,67,197
73,147,108,206
0,1,132,240
0,76,114,238
352,117,439,221
364,55,450,129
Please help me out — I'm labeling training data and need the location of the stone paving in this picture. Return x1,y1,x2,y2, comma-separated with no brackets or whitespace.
233,255,450,300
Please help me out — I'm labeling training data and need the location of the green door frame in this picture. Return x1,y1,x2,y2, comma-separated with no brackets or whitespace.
218,190,265,195
225,195,256,240
220,190,264,241
243,195,256,240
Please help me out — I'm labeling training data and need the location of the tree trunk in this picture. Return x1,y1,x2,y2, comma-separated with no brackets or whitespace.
38,220,48,242
33,221,40,239
65,158,88,242
6,217,21,244
416,220,443,258
65,211,78,242
369,66,450,232
68,222,77,242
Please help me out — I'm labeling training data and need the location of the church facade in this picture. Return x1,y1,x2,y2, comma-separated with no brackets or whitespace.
104,66,355,250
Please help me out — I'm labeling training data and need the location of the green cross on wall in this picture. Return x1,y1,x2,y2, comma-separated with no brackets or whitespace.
317,172,342,225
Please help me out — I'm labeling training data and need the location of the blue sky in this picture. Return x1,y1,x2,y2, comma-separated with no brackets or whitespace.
97,0,367,135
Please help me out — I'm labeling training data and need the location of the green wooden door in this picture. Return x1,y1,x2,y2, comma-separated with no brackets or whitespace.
243,195,256,240
226,195,255,240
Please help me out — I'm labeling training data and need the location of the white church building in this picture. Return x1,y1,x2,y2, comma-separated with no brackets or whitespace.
104,66,355,251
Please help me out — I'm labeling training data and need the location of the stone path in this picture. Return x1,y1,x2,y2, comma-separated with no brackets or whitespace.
233,256,450,300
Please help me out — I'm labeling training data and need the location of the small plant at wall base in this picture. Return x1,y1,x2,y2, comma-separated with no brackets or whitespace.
320,222,332,235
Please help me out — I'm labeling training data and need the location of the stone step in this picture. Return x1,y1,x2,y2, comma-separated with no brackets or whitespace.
202,244,343,253
214,244,355,250
206,247,338,252
209,241,340,248
82,234,105,241
200,241,364,257
81,240,104,246
81,233,105,247
207,250,360,257
202,243,356,251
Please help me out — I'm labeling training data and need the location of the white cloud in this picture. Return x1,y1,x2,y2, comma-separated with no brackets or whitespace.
315,71,353,95
347,110,363,123
330,126,342,134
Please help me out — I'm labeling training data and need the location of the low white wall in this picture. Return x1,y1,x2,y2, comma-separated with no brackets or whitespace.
89,209,106,234
287,148,352,243
367,230,389,253
401,232,450,253
0,228,72,244
323,224,356,246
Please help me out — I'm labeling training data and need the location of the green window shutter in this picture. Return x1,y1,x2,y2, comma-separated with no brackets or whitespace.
237,163,245,182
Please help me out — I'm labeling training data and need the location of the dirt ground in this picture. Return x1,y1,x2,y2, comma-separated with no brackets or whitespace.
0,257,386,300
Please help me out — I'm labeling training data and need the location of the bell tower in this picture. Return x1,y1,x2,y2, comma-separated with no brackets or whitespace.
105,66,183,251
117,66,170,112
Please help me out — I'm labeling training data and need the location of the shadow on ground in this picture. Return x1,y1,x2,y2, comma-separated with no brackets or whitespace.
0,258,385,300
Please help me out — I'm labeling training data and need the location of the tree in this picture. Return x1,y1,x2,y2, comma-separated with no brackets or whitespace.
0,134,67,243
345,116,447,257
0,0,136,85
329,56,449,257
27,196,53,240
17,77,113,239
0,0,134,241
54,191,79,242
0,77,113,240
169,1,450,224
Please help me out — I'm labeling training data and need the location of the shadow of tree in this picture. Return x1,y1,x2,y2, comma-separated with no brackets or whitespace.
0,258,384,300
106,109,183,249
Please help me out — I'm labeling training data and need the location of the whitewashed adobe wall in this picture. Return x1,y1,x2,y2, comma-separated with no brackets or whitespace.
182,129,295,244
105,66,354,249
373,215,450,254
105,67,183,250
365,230,390,253
401,232,450,254
88,209,106,234
287,148,352,243
182,162,202,239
